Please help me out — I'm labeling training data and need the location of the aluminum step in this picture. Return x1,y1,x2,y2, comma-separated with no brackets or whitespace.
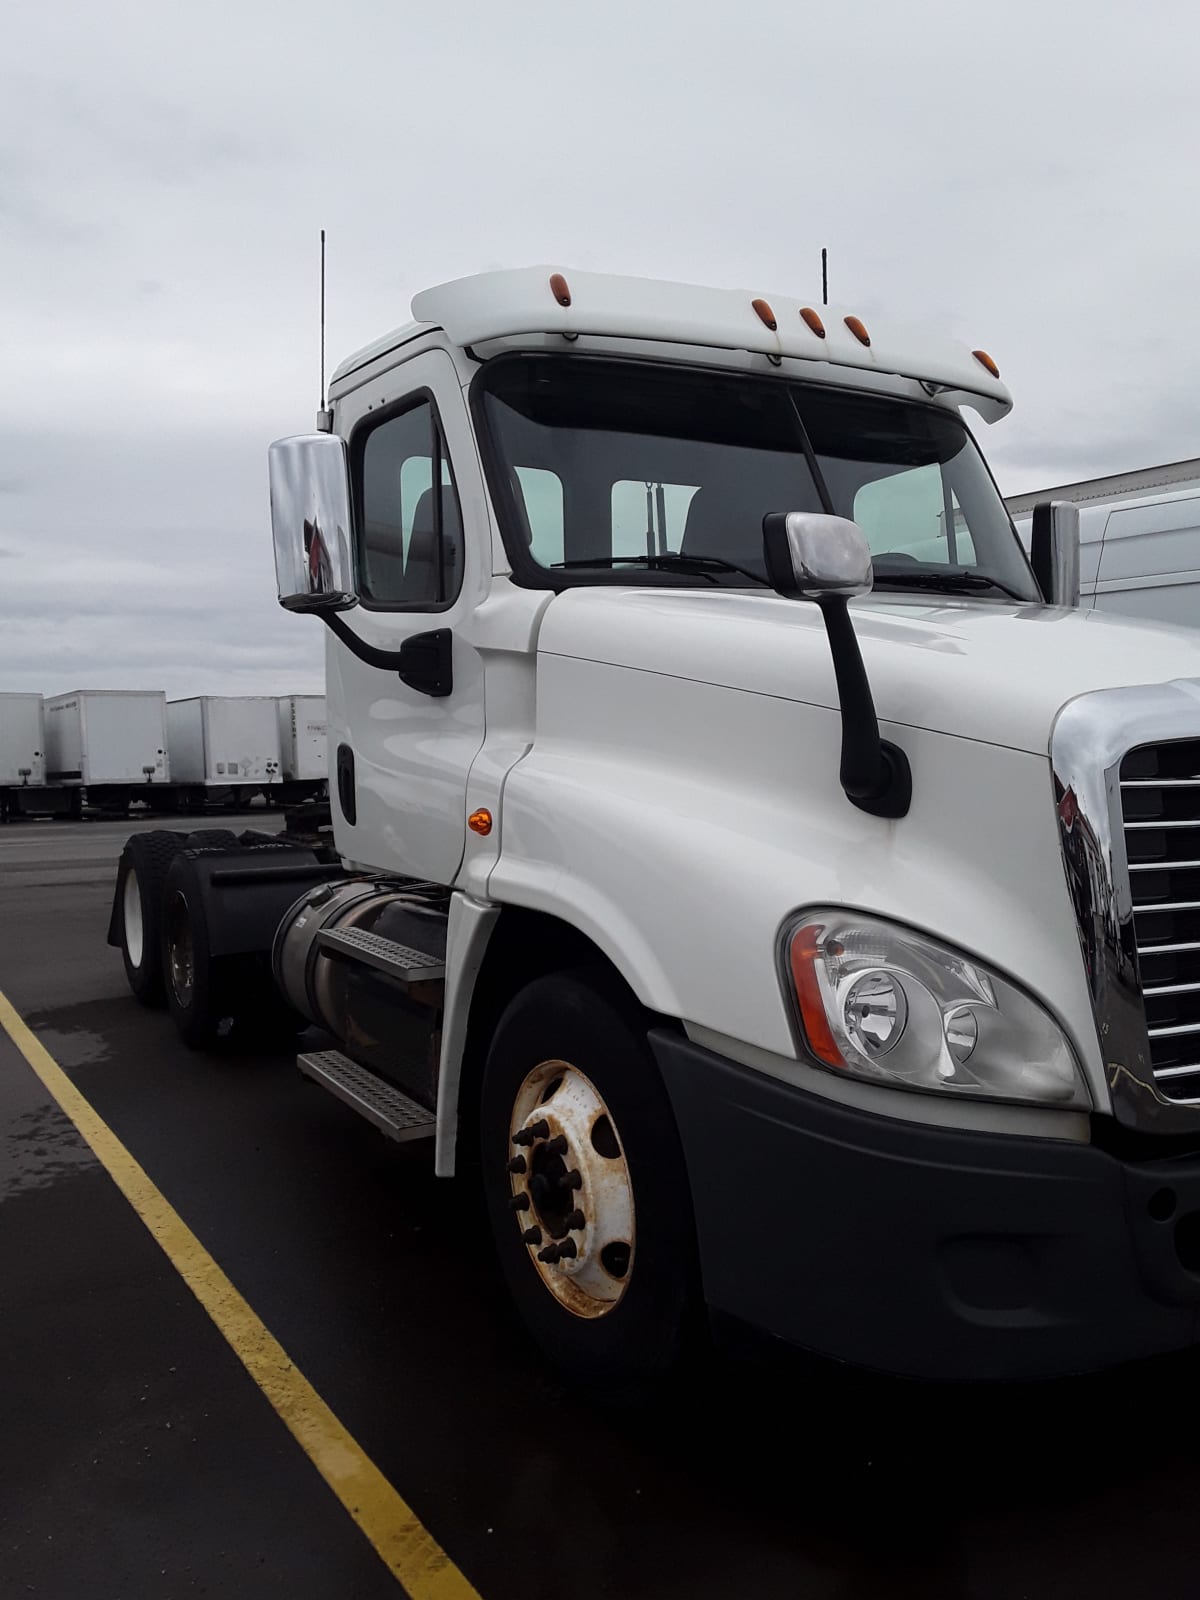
297,1049,435,1143
315,925,445,984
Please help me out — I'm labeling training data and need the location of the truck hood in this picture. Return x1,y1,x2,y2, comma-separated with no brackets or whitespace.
537,587,1200,755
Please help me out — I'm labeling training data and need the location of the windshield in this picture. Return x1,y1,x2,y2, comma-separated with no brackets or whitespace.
477,356,1039,600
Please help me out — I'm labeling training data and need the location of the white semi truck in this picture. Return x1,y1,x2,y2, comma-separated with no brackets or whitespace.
108,267,1200,1383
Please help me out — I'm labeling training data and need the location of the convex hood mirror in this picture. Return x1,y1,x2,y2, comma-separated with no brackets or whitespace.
762,511,874,600
762,511,910,820
1030,501,1081,608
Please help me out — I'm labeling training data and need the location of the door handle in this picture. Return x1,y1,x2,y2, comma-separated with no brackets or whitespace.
398,629,453,698
336,744,357,824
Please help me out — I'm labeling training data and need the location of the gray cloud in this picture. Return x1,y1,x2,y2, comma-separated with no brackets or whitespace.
5,0,1200,694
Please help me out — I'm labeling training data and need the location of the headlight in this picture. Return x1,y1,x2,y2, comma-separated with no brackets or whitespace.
783,911,1089,1108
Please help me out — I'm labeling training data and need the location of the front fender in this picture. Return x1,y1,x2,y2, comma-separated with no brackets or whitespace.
488,657,1105,1107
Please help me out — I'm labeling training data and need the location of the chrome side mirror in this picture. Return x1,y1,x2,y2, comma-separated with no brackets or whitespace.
762,512,874,599
1030,501,1081,608
268,434,357,613
762,511,910,820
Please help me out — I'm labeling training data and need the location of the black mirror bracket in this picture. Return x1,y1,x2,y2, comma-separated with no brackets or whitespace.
818,598,911,820
323,613,453,698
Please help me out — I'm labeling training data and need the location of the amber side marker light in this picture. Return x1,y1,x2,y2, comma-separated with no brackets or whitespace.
844,315,871,347
752,297,778,331
800,306,826,338
549,272,571,308
788,925,845,1068
468,808,493,836
972,349,1001,379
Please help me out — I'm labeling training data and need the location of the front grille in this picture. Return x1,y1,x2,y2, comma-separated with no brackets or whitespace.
1121,740,1200,1103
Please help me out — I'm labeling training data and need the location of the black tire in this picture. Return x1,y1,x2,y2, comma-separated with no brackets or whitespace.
480,967,699,1386
182,828,240,851
115,831,190,1006
160,853,240,1049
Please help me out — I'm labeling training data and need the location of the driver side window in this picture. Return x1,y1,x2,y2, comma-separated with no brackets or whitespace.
356,399,463,607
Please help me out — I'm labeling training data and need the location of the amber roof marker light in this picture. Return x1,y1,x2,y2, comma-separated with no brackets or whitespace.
800,307,826,338
548,272,571,308
752,297,778,331
468,808,494,836
844,315,871,347
973,349,1001,379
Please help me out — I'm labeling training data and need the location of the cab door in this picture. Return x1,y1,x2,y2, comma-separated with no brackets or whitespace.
327,347,487,883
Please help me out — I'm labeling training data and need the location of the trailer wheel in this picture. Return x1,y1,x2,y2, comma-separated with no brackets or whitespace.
480,968,698,1386
115,831,190,1006
160,854,239,1049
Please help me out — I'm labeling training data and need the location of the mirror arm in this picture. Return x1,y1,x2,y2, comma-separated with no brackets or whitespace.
322,613,454,699
818,597,912,820
322,610,409,672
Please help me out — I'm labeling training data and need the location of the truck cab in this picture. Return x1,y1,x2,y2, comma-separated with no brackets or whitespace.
115,267,1200,1383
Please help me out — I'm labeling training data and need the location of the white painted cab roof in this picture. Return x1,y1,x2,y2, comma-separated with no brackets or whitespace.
331,266,1012,418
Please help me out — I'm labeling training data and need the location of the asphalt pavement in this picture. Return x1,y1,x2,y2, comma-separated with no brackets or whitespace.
5,814,1200,1598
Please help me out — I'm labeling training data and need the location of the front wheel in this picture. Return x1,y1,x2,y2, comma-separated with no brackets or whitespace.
480,968,699,1385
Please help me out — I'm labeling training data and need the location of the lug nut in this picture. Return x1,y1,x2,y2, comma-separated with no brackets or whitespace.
508,1192,530,1212
521,1226,542,1246
528,1119,550,1141
507,1155,527,1175
544,1134,568,1156
557,1238,578,1259
512,1128,535,1147
560,1170,583,1191
537,1244,562,1264
565,1209,586,1230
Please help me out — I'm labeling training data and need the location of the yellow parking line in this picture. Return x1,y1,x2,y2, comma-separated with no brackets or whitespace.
0,989,481,1600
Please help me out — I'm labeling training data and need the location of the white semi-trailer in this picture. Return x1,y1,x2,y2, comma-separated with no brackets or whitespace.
0,692,72,819
46,690,168,812
166,696,282,809
275,694,327,803
106,266,1200,1385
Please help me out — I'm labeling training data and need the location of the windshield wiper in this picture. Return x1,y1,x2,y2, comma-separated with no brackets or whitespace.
552,553,769,585
871,568,1031,602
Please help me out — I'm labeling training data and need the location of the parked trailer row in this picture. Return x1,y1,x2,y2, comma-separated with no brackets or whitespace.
1,692,327,819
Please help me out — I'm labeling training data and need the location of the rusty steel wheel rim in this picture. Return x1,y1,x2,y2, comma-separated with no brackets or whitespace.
166,891,195,1005
507,1059,635,1319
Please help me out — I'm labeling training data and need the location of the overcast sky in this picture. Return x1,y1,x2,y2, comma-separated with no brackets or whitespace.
4,0,1199,696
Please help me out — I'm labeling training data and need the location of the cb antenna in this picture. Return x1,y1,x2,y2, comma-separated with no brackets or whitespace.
317,228,333,432
821,246,828,307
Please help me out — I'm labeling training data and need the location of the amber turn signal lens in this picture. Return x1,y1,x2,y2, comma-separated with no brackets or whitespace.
972,349,1000,379
799,306,826,338
843,315,871,347
788,925,844,1068
751,297,778,331
549,272,571,308
468,808,493,836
